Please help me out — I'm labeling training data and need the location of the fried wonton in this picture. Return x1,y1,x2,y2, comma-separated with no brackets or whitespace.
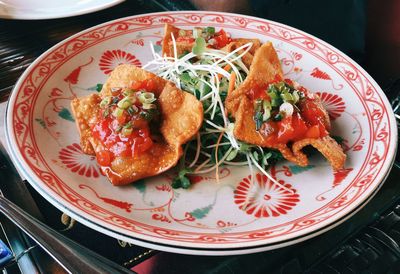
162,24,261,68
71,64,203,185
225,42,346,170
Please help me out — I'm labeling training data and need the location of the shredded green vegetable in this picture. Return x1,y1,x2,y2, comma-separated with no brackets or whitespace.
143,29,288,191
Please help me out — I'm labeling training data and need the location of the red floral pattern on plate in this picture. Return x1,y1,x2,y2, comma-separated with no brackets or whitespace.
59,143,100,178
317,92,346,120
234,173,300,218
99,49,142,74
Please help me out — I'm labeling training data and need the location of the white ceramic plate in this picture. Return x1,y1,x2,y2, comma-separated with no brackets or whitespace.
6,11,397,255
0,0,124,20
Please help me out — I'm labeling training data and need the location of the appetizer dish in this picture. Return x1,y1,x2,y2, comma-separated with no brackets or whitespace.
72,24,346,188
71,65,203,185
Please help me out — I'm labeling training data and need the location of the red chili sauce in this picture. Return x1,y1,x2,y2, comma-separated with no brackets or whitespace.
91,79,159,167
249,78,329,144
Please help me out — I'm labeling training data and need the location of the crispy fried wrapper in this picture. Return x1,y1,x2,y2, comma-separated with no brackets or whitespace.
225,42,346,170
162,24,260,68
71,64,203,185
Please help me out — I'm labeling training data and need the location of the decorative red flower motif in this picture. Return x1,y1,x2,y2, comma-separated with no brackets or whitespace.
333,168,353,187
99,49,142,75
316,92,346,120
64,57,94,84
59,143,100,178
310,67,331,80
234,173,300,218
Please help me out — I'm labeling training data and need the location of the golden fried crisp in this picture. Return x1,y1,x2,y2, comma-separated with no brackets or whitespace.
292,136,346,170
71,64,203,185
225,42,283,117
161,24,260,68
221,38,261,68
225,42,346,170
162,24,193,58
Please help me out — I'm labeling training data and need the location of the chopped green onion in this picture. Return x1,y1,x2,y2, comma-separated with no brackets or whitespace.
262,100,271,121
123,121,132,129
117,97,132,109
122,127,133,136
254,111,263,131
127,105,138,115
138,92,156,104
263,100,271,110
99,97,112,108
204,26,215,35
268,84,279,94
113,108,124,118
268,89,279,100
271,98,283,107
281,92,294,102
276,82,285,91
292,90,300,104
192,37,206,56
103,108,110,117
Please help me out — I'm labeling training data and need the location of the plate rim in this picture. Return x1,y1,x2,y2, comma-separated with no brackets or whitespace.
5,10,398,254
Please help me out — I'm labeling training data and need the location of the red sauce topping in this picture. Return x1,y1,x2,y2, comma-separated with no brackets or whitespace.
212,29,232,49
254,80,329,144
263,112,328,145
91,80,159,167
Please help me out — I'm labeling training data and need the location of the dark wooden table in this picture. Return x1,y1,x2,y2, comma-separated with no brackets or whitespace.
1,1,400,273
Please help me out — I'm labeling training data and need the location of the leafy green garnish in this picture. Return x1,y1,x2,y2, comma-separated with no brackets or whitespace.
204,26,215,35
96,83,103,92
172,168,193,189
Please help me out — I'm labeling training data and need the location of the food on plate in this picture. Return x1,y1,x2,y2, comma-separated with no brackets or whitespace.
143,24,347,189
225,42,346,170
161,24,261,68
71,23,346,188
71,64,203,185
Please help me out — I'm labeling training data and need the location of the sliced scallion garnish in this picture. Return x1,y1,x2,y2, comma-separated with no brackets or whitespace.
99,96,112,108
204,26,215,35
117,97,132,109
262,100,271,121
122,127,133,136
138,92,156,104
113,107,124,118
127,105,138,115
192,37,206,56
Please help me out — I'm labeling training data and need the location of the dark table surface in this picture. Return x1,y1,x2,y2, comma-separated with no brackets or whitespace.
1,1,400,273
